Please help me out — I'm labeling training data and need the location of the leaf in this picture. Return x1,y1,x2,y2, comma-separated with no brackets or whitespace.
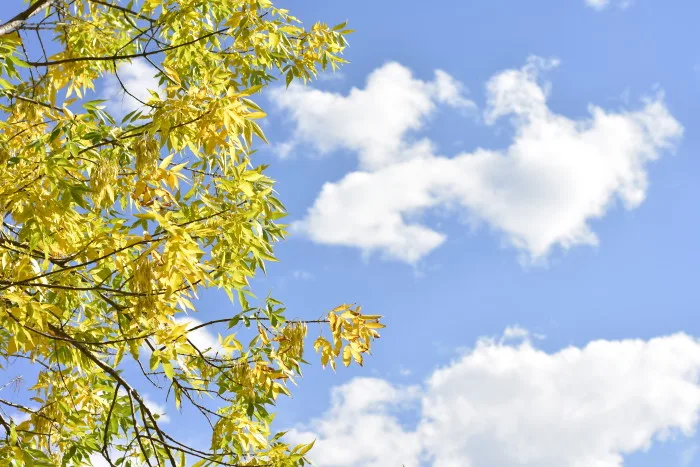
332,21,348,31
149,352,160,371
159,153,175,169
269,32,280,48
9,423,17,445
162,360,174,379
342,346,352,367
298,440,315,455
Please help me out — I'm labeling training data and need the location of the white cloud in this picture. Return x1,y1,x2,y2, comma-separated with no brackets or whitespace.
432,69,478,111
89,455,110,467
500,325,535,343
103,59,161,114
290,331,700,467
287,378,423,467
90,451,147,467
584,0,632,10
585,0,611,9
275,141,296,159
8,409,31,424
276,57,682,263
173,317,223,356
142,394,169,424
272,62,475,171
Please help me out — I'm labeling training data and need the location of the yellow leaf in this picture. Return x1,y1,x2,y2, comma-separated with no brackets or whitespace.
342,346,352,367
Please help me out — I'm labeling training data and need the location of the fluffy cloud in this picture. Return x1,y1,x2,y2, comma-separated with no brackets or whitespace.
103,59,161,114
289,331,700,466
272,62,475,171
287,378,423,467
274,58,682,263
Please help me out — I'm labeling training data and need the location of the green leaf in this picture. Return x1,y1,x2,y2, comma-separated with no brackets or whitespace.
162,360,174,379
298,440,315,455
149,352,160,371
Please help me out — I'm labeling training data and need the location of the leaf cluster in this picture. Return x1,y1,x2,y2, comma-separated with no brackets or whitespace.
0,1,377,466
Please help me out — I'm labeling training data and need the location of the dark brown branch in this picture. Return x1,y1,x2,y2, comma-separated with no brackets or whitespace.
102,383,121,454
8,236,162,285
3,91,66,113
5,311,153,346
87,0,156,23
77,108,213,156
49,324,177,467
0,413,11,435
185,316,328,334
26,27,229,67
0,398,60,428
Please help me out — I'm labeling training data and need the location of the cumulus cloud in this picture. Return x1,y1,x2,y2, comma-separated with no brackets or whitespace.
287,378,423,467
103,59,161,114
272,62,476,171
289,331,700,467
275,58,682,263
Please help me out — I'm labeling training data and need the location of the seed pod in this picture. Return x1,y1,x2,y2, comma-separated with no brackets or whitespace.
279,323,306,361
134,135,159,178
90,158,118,207
133,255,156,314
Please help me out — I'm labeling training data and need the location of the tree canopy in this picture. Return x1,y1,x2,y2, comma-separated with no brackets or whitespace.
0,1,383,465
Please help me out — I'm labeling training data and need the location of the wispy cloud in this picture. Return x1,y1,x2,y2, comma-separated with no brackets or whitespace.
584,0,633,11
292,270,314,281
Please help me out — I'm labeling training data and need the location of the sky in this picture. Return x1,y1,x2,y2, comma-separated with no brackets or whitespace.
251,1,700,465
7,0,700,466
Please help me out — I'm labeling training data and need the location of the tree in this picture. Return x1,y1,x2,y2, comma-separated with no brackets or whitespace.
0,1,383,465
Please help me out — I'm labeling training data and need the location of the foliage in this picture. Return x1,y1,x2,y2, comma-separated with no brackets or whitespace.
0,1,382,465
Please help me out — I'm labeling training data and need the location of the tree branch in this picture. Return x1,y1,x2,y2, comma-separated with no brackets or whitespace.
48,324,178,467
26,27,229,67
87,0,156,23
0,0,54,36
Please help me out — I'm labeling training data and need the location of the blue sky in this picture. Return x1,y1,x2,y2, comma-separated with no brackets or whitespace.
6,0,700,466
252,0,700,465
